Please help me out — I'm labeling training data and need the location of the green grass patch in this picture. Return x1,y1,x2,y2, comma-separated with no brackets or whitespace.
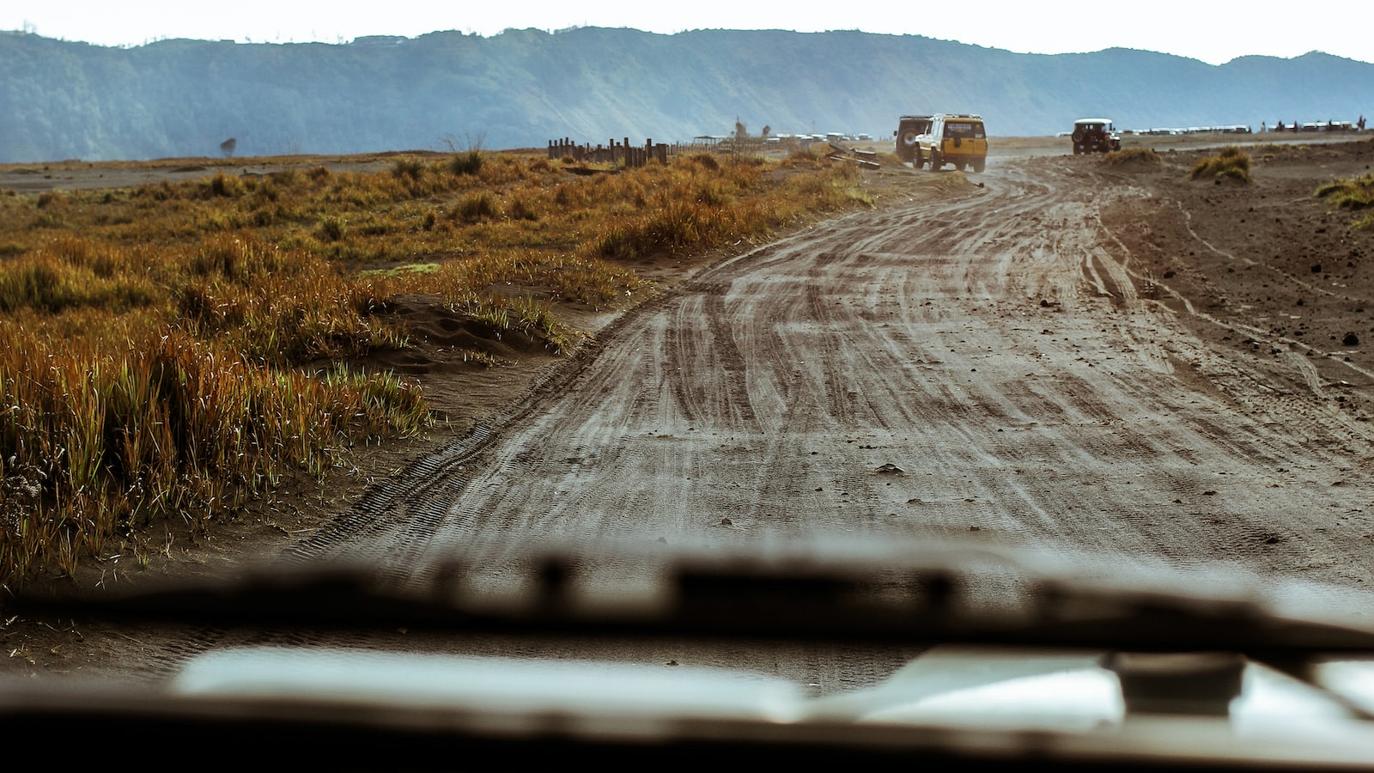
358,262,441,278
1315,173,1374,210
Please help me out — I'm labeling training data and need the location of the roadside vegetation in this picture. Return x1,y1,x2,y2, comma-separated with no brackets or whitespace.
1315,173,1374,230
1189,147,1251,183
0,148,868,583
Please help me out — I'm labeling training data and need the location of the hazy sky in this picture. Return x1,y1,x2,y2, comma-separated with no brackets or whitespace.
3,1,1372,65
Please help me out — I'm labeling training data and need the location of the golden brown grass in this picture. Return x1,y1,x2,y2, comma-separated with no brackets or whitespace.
0,150,866,583
1316,173,1374,231
1190,147,1251,183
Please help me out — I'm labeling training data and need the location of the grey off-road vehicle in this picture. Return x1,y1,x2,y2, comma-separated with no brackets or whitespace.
894,115,932,163
1071,118,1121,154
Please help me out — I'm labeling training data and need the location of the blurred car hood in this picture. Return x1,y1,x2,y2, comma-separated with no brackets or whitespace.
172,644,1373,740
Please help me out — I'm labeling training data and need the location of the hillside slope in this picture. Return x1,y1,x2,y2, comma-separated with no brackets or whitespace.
2,27,1371,161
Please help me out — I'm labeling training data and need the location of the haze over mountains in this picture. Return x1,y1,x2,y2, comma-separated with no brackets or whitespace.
2,27,1372,162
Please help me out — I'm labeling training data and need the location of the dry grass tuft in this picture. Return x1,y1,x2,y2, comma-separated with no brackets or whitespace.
1190,147,1251,183
1316,173,1374,230
1315,173,1374,210
448,151,483,176
0,326,426,578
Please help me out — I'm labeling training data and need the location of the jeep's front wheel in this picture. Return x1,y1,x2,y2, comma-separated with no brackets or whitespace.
972,159,985,173
929,151,942,171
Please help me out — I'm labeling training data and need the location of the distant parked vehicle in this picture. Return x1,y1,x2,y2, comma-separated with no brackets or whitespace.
1070,118,1120,154
893,115,933,163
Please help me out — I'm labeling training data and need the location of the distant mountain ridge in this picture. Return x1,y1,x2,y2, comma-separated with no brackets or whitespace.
1,28,1372,162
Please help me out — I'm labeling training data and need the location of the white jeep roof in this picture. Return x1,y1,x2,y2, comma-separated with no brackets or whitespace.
1075,118,1113,124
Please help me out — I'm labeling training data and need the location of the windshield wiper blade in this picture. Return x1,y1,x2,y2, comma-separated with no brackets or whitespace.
10,537,1374,658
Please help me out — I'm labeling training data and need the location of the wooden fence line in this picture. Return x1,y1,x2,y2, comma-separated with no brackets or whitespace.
546,135,804,166
547,137,671,167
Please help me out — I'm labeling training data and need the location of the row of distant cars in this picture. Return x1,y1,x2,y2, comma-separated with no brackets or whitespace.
1057,125,1253,137
764,132,874,144
1061,123,1368,136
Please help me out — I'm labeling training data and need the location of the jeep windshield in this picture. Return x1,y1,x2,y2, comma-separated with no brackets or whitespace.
944,121,985,138
12,537,1374,770
2,1,1372,770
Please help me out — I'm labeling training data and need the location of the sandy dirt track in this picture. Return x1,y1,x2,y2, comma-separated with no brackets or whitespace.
26,149,1374,689
174,154,1374,691
312,158,1374,584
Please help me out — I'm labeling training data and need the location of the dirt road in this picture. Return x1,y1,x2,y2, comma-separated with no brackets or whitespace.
297,158,1374,581
41,150,1374,688
151,154,1362,689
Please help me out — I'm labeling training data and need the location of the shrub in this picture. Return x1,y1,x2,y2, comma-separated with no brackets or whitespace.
507,196,539,221
449,151,483,176
453,192,499,223
318,214,348,242
208,172,246,197
391,158,425,179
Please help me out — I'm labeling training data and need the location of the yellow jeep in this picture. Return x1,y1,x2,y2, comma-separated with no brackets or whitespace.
918,114,987,173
